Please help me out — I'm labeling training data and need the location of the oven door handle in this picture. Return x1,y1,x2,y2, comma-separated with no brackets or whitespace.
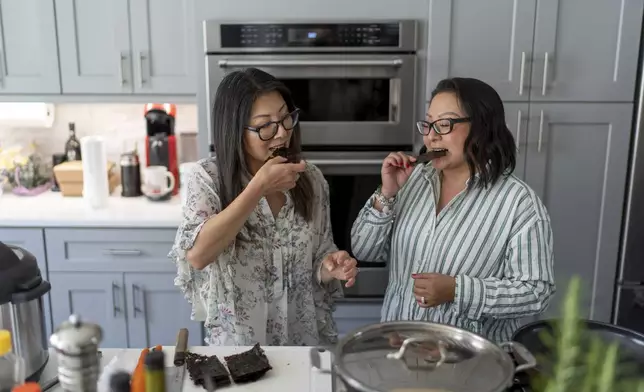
306,159,383,166
217,59,404,68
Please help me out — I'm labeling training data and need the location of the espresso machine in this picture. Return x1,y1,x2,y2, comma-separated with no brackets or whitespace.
144,103,179,196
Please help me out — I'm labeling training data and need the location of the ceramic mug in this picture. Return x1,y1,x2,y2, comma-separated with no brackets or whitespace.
142,165,175,196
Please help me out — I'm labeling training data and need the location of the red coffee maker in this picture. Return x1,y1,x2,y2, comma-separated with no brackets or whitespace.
144,103,179,196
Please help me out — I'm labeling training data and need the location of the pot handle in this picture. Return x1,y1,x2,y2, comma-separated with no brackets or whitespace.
310,347,333,374
385,337,448,368
499,341,537,373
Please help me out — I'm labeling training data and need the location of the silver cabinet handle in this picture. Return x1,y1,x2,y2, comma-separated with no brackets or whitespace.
518,52,526,96
0,50,5,86
538,110,544,153
132,284,144,318
306,159,383,166
103,249,143,256
111,283,122,317
137,51,146,88
541,52,549,96
218,59,403,68
118,53,126,86
516,110,522,153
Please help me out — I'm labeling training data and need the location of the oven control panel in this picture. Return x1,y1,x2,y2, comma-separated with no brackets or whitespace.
220,22,401,48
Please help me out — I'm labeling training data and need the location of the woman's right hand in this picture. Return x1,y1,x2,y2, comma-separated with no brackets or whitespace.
381,152,417,198
253,156,307,194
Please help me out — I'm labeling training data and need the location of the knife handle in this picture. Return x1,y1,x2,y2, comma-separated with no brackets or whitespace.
173,328,189,366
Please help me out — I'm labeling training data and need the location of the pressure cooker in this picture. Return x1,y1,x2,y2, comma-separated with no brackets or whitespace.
311,321,537,392
0,241,51,381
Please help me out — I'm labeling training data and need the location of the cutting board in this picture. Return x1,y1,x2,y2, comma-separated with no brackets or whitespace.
98,346,334,392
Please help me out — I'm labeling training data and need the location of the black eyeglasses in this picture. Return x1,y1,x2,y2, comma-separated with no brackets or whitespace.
245,108,301,141
416,117,470,136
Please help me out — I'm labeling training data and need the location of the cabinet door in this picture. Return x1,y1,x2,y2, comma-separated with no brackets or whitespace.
49,272,128,348
426,0,536,102
129,0,195,94
0,229,52,339
524,103,633,322
333,302,382,339
504,103,529,180
55,0,132,93
124,273,203,348
530,0,643,102
0,0,60,93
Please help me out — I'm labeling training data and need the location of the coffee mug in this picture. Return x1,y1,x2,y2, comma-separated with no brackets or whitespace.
142,166,175,196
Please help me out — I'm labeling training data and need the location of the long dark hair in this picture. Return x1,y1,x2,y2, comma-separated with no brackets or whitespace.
211,68,315,229
430,77,516,188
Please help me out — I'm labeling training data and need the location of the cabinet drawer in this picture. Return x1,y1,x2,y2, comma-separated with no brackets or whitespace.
45,228,177,272
334,301,382,338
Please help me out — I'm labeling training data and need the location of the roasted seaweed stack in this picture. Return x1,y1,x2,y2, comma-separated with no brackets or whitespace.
185,352,231,388
224,343,273,383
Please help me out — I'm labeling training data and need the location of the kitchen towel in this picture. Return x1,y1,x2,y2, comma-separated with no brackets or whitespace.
80,136,109,209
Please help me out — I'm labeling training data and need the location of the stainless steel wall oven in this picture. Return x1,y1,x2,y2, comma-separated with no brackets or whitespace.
203,20,420,298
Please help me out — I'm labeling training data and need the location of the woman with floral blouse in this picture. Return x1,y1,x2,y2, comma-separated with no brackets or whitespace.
169,68,359,346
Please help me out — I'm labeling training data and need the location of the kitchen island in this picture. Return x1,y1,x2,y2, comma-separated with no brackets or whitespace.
0,191,383,349
39,346,334,392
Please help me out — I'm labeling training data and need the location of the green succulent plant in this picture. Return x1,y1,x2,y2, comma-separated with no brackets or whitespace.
533,276,644,392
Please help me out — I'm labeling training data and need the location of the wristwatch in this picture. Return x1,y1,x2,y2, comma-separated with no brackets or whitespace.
374,185,396,213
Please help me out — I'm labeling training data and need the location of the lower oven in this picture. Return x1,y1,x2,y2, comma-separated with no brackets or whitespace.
307,151,396,298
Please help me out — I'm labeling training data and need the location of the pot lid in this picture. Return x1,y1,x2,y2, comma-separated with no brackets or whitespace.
0,242,47,305
331,321,516,392
50,314,103,355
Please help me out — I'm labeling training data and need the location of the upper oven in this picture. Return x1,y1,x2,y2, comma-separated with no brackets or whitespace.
203,20,419,150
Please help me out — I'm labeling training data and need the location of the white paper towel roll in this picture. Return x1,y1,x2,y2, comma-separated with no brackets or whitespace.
80,136,109,209
0,103,55,128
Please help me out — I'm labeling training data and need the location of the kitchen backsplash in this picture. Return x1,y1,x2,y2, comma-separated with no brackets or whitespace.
0,103,198,163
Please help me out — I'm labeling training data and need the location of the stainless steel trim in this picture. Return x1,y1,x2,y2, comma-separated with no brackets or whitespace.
137,51,145,87
217,59,403,68
538,110,544,153
203,19,418,53
103,249,143,256
541,52,549,96
132,284,143,318
0,51,5,86
112,283,121,317
519,52,526,96
516,109,522,153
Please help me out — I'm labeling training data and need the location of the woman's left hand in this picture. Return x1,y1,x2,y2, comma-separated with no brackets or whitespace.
321,251,359,287
412,273,456,308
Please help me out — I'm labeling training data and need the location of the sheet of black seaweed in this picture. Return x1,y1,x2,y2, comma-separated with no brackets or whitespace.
223,343,273,384
185,352,231,388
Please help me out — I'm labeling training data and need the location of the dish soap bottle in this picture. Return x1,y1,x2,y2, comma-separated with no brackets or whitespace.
0,330,25,392
65,122,82,161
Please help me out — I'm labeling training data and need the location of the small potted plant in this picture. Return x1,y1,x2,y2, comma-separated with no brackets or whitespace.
533,276,644,392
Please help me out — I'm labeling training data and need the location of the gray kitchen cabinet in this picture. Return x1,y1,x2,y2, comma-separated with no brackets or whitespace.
0,228,53,339
426,0,537,102
530,0,643,102
333,301,382,338
55,0,132,94
129,0,196,94
0,0,60,94
55,0,195,95
524,103,634,322
124,272,203,347
427,0,643,102
504,103,529,180
48,272,129,348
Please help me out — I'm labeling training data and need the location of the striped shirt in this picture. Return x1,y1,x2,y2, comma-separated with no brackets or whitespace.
350,164,556,343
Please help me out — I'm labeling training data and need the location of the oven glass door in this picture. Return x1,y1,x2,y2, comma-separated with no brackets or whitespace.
315,154,389,298
208,53,416,148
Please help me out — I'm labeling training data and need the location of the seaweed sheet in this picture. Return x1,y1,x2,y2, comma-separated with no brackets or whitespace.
224,343,273,383
265,146,298,163
185,351,231,388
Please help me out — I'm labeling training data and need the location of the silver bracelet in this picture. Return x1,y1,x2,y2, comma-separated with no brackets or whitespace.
374,188,396,211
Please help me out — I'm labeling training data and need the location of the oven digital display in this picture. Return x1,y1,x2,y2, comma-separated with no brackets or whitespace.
288,28,333,45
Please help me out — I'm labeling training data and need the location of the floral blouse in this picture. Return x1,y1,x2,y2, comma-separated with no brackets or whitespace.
168,157,343,346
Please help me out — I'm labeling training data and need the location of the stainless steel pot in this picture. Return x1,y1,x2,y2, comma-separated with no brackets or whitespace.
311,321,536,392
0,242,51,382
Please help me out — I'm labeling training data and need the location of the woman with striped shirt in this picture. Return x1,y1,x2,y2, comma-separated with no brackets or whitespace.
350,77,556,342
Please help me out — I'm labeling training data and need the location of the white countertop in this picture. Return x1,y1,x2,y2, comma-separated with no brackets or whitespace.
0,190,183,228
40,346,334,392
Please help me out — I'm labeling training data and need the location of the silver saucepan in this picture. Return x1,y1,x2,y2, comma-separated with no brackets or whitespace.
310,321,536,392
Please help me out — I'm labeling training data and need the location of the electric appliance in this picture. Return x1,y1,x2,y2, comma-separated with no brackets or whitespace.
144,103,179,196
